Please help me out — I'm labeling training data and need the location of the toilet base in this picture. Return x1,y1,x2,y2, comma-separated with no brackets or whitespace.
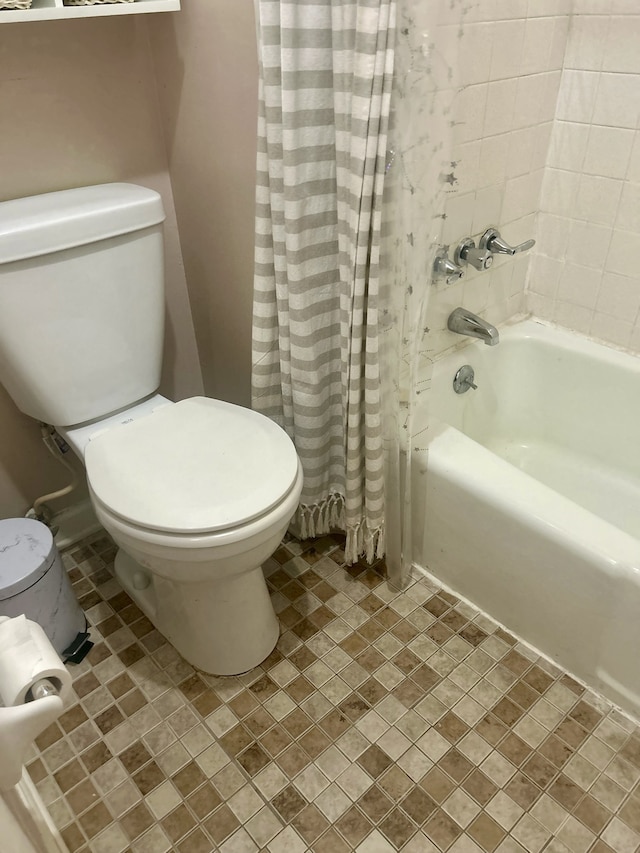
114,550,280,675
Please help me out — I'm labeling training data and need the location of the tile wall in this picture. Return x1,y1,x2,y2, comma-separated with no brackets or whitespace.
423,1,571,357
528,2,640,353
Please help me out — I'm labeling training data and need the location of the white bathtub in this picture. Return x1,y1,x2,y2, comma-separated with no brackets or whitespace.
412,318,640,718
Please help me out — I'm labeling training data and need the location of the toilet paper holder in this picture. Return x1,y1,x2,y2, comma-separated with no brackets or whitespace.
28,678,61,701
0,615,71,791
0,678,65,792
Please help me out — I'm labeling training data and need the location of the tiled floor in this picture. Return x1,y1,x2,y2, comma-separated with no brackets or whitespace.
28,533,640,853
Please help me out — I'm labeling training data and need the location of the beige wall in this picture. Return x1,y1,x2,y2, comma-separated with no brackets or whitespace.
0,17,203,520
148,0,259,406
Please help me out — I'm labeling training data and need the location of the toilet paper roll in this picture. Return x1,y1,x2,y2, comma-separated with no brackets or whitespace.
0,615,72,707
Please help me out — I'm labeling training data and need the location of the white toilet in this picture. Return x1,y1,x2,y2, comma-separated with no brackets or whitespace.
0,183,302,675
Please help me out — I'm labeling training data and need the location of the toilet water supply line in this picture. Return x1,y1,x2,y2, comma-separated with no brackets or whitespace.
29,424,79,525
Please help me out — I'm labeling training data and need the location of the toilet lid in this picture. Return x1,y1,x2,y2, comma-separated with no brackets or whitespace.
85,397,300,534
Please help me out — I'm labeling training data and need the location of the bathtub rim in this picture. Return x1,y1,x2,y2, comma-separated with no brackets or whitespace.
482,314,640,369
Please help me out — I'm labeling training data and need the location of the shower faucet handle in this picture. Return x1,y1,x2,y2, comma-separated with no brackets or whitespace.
433,249,465,284
480,227,535,256
454,238,493,272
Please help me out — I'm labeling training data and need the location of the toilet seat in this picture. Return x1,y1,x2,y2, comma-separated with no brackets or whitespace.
88,460,303,569
85,397,300,535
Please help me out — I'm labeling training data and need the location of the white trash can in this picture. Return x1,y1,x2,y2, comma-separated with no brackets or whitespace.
0,518,87,656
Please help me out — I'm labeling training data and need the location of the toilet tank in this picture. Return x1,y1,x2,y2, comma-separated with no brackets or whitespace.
0,184,166,427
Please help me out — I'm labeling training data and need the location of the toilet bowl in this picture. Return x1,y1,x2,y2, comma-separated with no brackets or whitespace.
59,395,303,675
0,183,303,676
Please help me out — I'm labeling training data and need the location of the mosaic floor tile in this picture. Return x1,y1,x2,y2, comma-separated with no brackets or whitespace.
26,532,640,853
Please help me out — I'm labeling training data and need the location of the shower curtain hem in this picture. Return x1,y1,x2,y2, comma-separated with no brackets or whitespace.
296,493,385,565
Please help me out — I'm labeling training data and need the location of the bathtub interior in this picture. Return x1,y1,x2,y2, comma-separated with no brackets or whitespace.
427,321,640,540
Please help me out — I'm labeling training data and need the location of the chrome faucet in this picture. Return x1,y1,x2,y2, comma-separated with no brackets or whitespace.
447,307,499,346
433,250,465,284
480,227,535,256
454,238,493,272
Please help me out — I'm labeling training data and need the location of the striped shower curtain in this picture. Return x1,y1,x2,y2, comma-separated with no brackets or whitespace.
252,0,396,564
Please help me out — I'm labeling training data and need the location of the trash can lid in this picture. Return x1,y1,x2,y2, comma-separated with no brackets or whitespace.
0,518,57,600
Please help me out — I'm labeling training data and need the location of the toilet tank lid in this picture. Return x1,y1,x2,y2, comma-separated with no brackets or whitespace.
0,183,165,265
0,518,57,600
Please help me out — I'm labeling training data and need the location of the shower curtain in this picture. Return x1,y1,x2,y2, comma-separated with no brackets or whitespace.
252,0,458,584
252,0,396,566
378,0,459,586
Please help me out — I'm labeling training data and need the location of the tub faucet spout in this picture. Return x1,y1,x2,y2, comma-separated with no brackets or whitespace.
447,307,499,346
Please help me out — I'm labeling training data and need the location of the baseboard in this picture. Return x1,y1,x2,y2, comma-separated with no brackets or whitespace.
52,500,102,551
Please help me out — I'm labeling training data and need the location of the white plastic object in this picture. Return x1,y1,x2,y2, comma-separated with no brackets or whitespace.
0,615,71,707
57,394,173,459
0,617,67,793
0,519,85,655
0,696,64,792
133,572,150,590
0,519,56,600
0,183,164,264
84,397,300,534
92,463,303,674
0,184,166,427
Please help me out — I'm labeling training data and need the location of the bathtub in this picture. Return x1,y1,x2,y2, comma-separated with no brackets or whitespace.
412,318,640,718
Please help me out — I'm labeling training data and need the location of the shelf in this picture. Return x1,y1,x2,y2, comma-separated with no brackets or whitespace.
0,0,179,23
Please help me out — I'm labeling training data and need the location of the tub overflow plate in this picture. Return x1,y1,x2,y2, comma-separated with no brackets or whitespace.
453,364,477,394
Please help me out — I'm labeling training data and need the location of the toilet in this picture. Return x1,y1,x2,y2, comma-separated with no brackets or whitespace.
0,183,302,675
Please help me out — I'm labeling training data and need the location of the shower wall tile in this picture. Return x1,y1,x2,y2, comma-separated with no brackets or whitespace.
574,175,622,227
506,130,533,179
501,171,544,224
596,273,640,320
522,17,557,77
424,2,570,360
526,10,640,354
616,183,640,233
489,21,526,81
628,136,640,183
470,186,507,235
563,16,609,70
531,124,554,172
528,0,572,16
458,24,493,86
555,71,599,124
546,122,589,172
540,169,579,219
483,79,518,137
573,0,611,12
565,222,612,270
603,17,640,74
453,85,489,146
583,127,635,179
592,74,640,130
557,263,602,308
606,232,640,280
